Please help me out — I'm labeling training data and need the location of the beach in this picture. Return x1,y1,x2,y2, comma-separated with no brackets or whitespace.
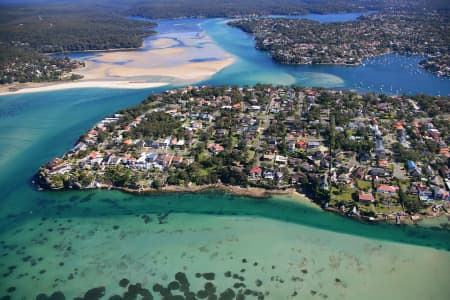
0,81,170,96
0,26,235,96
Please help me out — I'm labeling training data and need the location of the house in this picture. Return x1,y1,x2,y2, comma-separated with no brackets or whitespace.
263,170,274,180
438,142,449,156
359,191,375,203
440,166,450,179
368,168,389,177
175,139,185,149
307,141,321,149
342,163,356,173
275,155,288,166
377,185,398,195
46,158,63,171
320,158,330,169
157,154,174,167
146,153,158,162
300,162,314,173
89,151,102,160
353,167,366,179
69,142,87,154
172,156,184,166
320,174,329,190
232,103,241,109
106,155,121,166
434,187,450,201
262,153,274,161
416,184,433,201
375,137,385,154
276,172,284,180
296,140,307,150
337,174,351,184
207,144,224,154
159,137,171,148
359,152,371,163
249,105,261,112
249,166,262,179
291,173,306,184
428,128,440,139
406,160,416,172
407,161,422,177
215,129,228,138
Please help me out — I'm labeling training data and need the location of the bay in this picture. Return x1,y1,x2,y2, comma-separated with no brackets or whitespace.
0,12,449,299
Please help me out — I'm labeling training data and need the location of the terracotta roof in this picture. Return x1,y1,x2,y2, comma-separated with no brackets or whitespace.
377,185,398,193
359,191,375,202
250,166,262,175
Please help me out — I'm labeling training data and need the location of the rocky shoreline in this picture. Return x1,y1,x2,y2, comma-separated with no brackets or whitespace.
35,180,449,225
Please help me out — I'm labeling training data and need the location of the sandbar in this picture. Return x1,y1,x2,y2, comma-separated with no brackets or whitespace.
0,81,169,96
149,38,180,49
0,27,235,96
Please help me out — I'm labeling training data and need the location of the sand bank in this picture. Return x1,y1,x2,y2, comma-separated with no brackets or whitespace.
150,38,180,48
0,81,169,96
0,29,235,96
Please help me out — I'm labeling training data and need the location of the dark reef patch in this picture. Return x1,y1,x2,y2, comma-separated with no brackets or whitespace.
36,270,270,300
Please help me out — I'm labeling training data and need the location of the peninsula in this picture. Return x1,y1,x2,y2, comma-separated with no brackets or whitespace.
229,12,450,76
0,4,157,86
35,85,450,222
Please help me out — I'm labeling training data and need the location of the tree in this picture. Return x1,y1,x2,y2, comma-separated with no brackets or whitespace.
402,194,423,214
152,179,163,189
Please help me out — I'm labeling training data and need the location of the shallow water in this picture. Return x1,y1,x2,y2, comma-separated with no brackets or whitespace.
1,90,449,298
1,12,450,299
1,190,449,299
60,15,450,95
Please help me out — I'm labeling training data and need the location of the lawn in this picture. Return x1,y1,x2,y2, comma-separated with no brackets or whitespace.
356,180,372,191
330,187,355,206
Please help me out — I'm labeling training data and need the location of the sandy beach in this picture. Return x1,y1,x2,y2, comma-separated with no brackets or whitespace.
0,26,235,96
0,80,170,96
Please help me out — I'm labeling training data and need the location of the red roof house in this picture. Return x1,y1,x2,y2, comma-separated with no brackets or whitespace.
377,185,399,195
359,191,375,203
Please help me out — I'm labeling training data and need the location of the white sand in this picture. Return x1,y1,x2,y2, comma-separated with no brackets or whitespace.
0,81,169,96
150,38,179,48
0,26,236,96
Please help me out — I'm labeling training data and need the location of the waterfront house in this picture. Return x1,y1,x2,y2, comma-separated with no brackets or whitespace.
434,187,450,201
416,184,433,201
377,185,398,195
263,170,274,180
359,191,375,203
249,166,262,179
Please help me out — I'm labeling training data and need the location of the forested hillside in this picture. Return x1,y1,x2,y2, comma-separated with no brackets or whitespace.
0,2,156,84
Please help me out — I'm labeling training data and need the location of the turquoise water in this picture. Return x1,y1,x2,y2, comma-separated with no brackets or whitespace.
1,13,450,299
201,19,450,95
92,15,450,95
